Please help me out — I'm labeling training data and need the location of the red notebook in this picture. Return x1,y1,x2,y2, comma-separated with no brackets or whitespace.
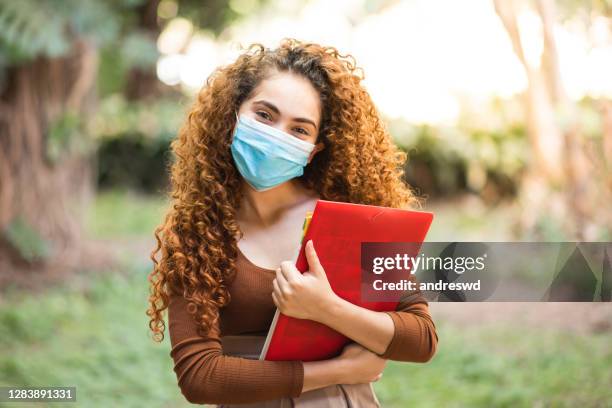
259,199,434,362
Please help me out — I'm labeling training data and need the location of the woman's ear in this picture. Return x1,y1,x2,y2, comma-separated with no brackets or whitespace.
307,142,325,164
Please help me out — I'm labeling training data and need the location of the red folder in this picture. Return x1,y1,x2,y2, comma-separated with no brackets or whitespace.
259,199,434,362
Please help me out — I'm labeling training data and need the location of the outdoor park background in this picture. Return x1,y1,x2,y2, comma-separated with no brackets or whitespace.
0,0,611,406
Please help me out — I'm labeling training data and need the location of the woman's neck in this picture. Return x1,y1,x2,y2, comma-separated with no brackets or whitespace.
238,179,316,227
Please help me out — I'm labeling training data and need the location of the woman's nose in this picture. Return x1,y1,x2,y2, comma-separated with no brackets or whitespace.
271,120,292,134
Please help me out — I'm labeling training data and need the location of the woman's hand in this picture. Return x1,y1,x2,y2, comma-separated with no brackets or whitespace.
271,239,339,321
335,342,387,384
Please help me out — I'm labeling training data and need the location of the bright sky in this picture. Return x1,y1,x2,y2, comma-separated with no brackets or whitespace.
156,0,612,125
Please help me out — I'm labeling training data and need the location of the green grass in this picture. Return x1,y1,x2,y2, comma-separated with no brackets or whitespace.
374,321,612,407
426,198,517,241
84,188,169,238
0,259,190,408
2,260,610,407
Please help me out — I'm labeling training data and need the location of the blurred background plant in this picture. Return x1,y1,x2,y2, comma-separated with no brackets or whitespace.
1,0,611,406
2,0,611,275
0,0,270,275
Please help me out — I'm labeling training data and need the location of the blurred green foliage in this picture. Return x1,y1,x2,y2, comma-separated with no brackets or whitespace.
0,0,120,64
0,0,249,69
1,215,52,262
389,95,606,207
0,0,248,173
96,136,171,193
46,110,98,165
84,189,168,238
91,95,186,193
92,94,186,142
390,119,526,201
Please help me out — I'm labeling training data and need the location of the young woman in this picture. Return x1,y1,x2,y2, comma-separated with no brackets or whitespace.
147,38,438,407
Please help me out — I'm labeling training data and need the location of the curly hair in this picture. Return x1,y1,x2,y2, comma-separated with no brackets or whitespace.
147,38,420,342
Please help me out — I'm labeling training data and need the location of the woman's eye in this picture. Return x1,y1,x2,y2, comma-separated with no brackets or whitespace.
256,111,271,120
294,127,309,136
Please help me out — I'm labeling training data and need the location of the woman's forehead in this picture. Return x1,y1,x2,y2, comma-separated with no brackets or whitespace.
248,73,321,123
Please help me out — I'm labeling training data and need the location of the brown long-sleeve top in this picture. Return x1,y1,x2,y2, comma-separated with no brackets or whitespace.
168,246,438,405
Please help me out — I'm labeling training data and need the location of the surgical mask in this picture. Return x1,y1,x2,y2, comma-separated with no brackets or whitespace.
230,114,316,191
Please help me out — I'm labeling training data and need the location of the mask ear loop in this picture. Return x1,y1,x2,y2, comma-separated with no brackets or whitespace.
231,111,240,138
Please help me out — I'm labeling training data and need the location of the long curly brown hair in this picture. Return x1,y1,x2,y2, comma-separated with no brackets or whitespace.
147,38,420,342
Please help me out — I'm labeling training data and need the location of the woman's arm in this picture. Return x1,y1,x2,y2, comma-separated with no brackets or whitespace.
168,293,304,405
318,296,395,355
274,240,438,362
302,342,387,392
319,297,438,362
302,359,344,392
169,293,386,404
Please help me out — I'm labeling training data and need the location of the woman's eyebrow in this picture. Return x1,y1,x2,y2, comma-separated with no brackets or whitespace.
254,99,318,130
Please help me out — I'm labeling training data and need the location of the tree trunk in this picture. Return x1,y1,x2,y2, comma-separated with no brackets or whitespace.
494,0,607,240
536,0,595,240
124,0,163,101
0,39,99,280
494,0,564,184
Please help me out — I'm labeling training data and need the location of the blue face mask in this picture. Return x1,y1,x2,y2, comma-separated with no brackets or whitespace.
230,114,316,191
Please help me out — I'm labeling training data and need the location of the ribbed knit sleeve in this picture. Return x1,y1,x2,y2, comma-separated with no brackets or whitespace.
168,293,304,405
377,296,438,362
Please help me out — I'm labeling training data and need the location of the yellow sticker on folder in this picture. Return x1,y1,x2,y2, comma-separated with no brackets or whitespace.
301,211,313,243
